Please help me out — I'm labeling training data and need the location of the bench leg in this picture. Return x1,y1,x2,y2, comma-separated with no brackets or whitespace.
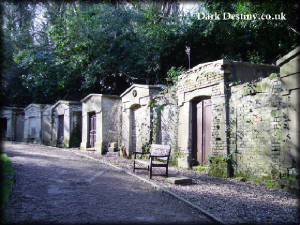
149,165,152,179
166,166,168,177
133,161,135,173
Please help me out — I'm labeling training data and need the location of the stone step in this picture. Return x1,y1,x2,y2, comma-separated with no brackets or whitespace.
166,175,192,185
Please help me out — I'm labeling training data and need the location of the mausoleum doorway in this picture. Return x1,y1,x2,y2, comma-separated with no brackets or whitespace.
192,97,212,166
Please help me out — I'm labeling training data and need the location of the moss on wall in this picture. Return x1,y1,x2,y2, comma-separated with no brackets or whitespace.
208,156,228,178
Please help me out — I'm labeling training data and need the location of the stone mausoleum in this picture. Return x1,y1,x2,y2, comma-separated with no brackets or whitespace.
80,94,121,154
175,60,279,174
51,100,82,148
24,104,51,143
120,84,164,155
0,107,24,141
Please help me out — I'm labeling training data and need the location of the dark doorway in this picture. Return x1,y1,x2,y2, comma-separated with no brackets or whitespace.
0,117,7,139
88,112,96,148
57,115,64,145
192,98,212,165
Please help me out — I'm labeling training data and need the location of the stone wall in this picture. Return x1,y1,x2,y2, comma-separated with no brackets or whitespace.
42,105,52,145
229,74,283,176
120,84,163,155
276,47,299,175
151,86,179,161
102,97,122,150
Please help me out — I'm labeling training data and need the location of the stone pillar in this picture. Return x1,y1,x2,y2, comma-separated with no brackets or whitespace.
6,112,13,141
95,111,103,153
80,110,89,150
63,107,71,147
121,108,130,155
177,101,192,168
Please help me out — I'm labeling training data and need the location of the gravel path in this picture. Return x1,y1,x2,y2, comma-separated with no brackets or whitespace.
3,142,213,224
78,148,299,224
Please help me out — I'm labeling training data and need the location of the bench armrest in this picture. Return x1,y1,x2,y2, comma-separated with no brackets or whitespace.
133,152,149,155
133,152,149,160
150,155,169,158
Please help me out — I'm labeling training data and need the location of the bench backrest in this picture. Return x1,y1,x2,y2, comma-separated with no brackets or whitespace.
150,144,171,161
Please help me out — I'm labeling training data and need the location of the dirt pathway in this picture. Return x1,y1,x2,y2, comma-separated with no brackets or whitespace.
3,142,213,224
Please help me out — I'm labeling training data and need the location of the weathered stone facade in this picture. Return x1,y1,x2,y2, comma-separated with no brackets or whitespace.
51,100,82,148
120,84,164,155
229,74,283,176
24,104,51,143
0,107,24,141
276,47,299,175
151,86,179,161
176,59,279,172
80,94,121,154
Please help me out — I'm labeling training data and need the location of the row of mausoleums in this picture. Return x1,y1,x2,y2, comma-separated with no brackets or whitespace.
1,101,82,147
0,86,162,152
1,47,299,180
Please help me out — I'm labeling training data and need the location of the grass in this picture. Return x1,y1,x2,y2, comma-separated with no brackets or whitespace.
233,172,299,192
192,165,209,173
0,153,15,207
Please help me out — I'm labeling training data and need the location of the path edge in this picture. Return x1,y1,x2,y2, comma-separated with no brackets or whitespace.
74,151,224,224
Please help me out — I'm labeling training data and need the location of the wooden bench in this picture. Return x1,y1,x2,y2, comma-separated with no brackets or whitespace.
133,144,171,179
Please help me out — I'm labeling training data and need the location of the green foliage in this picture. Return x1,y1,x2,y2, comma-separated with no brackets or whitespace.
203,72,218,78
2,1,299,106
166,66,185,85
208,155,228,178
232,171,299,194
0,153,15,208
142,142,151,153
203,1,299,63
269,73,278,80
193,165,209,173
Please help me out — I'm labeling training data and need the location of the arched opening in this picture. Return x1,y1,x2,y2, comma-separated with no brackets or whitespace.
191,96,212,166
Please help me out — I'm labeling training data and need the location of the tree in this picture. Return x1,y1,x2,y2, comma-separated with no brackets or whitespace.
2,1,299,106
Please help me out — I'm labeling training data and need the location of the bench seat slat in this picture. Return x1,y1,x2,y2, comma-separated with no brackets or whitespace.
135,159,149,165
